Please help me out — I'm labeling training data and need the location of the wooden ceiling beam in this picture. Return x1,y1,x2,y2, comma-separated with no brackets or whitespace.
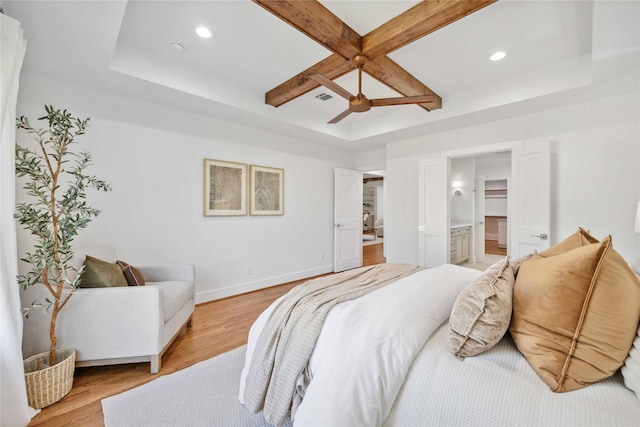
265,54,354,107
257,0,497,112
364,55,441,111
362,0,498,58
252,0,361,60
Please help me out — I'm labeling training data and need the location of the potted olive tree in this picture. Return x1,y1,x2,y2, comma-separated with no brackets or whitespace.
15,105,110,408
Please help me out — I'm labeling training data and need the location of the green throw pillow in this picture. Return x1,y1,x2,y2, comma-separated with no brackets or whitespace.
79,255,128,288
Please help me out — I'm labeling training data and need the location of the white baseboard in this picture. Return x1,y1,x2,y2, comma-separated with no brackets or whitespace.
195,264,334,304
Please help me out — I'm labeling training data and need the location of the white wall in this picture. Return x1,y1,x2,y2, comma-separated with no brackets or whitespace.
450,157,474,223
15,75,355,303
386,91,640,265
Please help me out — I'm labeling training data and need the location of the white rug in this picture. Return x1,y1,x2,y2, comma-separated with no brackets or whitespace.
102,346,291,427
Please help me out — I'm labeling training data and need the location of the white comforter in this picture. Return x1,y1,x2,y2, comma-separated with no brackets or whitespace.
239,263,482,426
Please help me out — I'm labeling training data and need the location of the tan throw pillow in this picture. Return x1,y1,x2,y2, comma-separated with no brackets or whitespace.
510,253,533,277
449,257,515,359
116,260,145,286
79,255,128,288
510,236,640,392
535,227,598,258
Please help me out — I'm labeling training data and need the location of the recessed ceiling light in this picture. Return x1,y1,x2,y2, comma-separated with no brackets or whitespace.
490,51,506,61
195,26,213,39
169,42,185,53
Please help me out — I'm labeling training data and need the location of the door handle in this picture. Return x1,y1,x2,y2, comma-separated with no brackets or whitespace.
336,223,344,228
530,233,548,240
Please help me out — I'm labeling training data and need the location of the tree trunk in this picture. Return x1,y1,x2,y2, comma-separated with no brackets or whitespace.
49,299,60,367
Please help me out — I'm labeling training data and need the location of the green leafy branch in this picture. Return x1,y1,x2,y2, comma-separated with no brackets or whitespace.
15,106,111,365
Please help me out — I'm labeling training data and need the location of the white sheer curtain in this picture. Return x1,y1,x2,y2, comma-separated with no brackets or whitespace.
1,12,37,427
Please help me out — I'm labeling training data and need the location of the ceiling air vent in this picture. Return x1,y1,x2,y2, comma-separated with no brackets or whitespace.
315,93,333,101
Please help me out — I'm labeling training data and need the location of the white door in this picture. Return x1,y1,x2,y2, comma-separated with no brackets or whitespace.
334,168,363,272
510,141,551,257
418,157,448,267
474,175,486,263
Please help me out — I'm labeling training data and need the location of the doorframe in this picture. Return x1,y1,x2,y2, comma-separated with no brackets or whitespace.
482,175,510,260
360,167,386,257
442,141,520,264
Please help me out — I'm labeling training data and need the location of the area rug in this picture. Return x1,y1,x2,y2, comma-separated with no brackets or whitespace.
102,345,291,427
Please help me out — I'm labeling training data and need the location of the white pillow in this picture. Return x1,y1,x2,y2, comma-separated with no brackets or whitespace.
622,325,640,398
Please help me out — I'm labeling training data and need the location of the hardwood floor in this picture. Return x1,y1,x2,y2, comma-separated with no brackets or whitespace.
485,239,507,256
28,245,385,426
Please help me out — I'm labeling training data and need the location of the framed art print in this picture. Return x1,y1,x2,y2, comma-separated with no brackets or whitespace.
249,165,284,215
203,159,247,216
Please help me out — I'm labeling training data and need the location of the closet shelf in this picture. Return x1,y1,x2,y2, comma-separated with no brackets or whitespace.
485,189,507,199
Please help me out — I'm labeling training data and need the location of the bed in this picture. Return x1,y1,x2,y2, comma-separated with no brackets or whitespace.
238,229,640,426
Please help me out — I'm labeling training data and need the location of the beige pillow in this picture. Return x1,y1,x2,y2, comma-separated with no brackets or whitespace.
510,236,640,392
79,255,128,288
449,257,515,359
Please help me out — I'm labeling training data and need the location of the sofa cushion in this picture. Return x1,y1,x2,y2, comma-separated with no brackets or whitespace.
79,256,128,288
449,257,515,358
510,236,640,392
148,281,194,322
116,260,145,286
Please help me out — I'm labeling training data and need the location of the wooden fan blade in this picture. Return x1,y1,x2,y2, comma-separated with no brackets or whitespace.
266,54,354,108
364,56,441,111
370,95,436,107
309,74,353,101
328,109,352,124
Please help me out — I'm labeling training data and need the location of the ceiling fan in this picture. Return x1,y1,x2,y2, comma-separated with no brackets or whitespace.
310,55,436,124
253,0,497,123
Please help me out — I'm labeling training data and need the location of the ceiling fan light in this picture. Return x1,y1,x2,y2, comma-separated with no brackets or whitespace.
490,51,506,61
195,26,213,39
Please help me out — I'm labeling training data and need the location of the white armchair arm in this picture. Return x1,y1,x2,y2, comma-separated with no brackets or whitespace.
21,284,164,359
57,286,164,360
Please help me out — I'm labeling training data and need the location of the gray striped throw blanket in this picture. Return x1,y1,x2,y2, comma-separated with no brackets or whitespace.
243,263,423,426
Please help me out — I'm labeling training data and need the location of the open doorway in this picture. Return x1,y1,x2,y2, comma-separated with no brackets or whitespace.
449,151,511,267
362,171,385,264
418,141,550,269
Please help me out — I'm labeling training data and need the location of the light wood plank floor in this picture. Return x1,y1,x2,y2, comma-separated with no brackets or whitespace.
28,244,385,426
485,239,507,256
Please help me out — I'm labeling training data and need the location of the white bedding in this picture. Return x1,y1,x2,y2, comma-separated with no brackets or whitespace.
386,322,640,426
240,264,640,426
240,264,482,425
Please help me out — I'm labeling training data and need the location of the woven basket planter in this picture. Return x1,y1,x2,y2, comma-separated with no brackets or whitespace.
23,348,76,409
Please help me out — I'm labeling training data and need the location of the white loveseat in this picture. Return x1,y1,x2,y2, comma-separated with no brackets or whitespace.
21,246,195,374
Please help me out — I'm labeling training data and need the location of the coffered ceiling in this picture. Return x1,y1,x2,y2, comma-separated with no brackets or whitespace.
5,1,640,151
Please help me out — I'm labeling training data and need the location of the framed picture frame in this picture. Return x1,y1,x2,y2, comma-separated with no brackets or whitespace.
249,165,284,216
203,159,247,216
